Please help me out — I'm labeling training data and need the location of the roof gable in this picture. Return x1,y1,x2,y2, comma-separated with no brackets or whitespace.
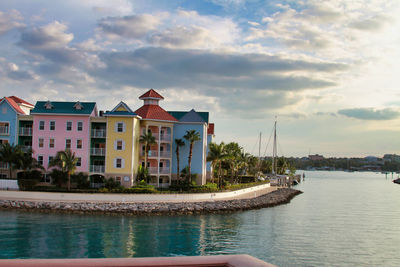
8,96,34,107
168,110,209,123
139,89,164,100
179,109,206,123
31,101,97,115
0,97,26,114
104,101,137,117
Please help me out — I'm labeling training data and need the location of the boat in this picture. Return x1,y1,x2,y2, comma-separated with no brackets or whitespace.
393,178,400,184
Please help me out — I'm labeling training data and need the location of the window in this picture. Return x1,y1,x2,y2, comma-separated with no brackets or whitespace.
2,107,6,114
50,121,55,131
65,139,71,149
0,122,9,134
49,138,55,148
38,155,43,166
115,140,124,150
115,122,125,133
39,138,44,148
48,156,54,164
116,158,122,168
76,157,81,167
39,121,45,130
159,162,163,168
77,121,83,131
66,121,72,131
76,139,82,149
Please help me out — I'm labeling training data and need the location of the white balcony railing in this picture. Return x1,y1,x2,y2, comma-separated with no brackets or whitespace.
19,127,32,136
147,167,170,174
0,126,9,135
159,151,171,158
159,167,170,174
0,162,9,170
90,165,105,173
91,148,105,156
91,129,106,138
21,146,32,152
142,150,158,157
160,134,171,142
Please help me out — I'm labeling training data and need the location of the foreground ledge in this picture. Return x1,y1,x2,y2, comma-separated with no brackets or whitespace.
0,255,276,267
0,188,302,215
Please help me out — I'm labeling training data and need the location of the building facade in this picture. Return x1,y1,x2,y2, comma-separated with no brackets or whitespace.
0,89,215,186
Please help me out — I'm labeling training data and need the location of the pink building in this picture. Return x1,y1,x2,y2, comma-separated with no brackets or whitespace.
31,101,97,172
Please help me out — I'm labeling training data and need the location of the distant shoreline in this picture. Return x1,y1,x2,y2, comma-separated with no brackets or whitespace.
0,188,302,215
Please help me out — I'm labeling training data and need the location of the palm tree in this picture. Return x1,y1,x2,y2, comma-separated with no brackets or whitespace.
224,142,242,183
183,130,201,183
174,138,185,179
207,142,226,187
14,148,43,179
0,143,22,179
139,131,157,173
49,149,78,190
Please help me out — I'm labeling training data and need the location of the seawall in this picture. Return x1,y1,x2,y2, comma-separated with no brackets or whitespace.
0,188,302,215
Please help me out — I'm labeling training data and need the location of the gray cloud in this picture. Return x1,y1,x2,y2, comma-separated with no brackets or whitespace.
350,15,389,31
338,108,400,120
98,14,161,39
7,70,35,81
0,10,24,35
94,47,344,91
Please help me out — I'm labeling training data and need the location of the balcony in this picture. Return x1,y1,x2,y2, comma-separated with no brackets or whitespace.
147,167,170,175
0,162,8,170
141,150,158,158
91,129,106,138
19,127,32,136
0,126,9,135
90,165,105,173
21,146,32,153
91,148,106,156
159,151,171,158
160,134,171,142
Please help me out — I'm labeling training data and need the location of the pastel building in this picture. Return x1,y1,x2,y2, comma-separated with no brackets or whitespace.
103,102,141,187
135,89,177,187
30,101,97,172
0,96,34,178
0,89,215,186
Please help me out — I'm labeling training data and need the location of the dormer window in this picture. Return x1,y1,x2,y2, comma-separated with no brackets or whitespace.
74,101,83,110
44,101,53,109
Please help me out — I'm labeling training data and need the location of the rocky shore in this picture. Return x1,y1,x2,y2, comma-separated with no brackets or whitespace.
0,188,302,215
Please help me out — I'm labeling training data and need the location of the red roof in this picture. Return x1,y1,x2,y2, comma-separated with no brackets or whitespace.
207,123,215,135
8,96,34,107
139,89,164,100
1,97,26,114
135,104,178,121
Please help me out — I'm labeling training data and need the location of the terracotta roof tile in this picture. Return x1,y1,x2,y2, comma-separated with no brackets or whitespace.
8,96,34,107
139,89,164,100
135,105,178,121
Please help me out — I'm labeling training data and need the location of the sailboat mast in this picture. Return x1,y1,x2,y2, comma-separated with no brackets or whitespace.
272,118,277,175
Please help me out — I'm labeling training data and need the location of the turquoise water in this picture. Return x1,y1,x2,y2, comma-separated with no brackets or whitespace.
1,171,400,266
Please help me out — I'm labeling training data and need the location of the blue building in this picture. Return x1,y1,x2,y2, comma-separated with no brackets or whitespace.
169,109,214,185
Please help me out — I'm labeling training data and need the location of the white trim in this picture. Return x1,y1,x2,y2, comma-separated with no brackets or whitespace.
66,121,72,131
77,121,83,131
49,138,55,149
65,138,72,149
76,139,83,149
38,137,44,148
39,120,45,130
49,120,56,131
114,139,125,151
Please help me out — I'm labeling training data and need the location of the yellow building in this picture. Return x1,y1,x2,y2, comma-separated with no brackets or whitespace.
104,102,141,187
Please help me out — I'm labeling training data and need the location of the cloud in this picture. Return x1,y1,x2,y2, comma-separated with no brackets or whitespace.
0,9,24,35
98,14,161,39
338,108,400,120
349,15,390,31
94,47,343,92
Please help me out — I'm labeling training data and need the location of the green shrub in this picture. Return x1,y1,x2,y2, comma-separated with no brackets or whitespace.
49,169,67,187
104,178,122,190
190,183,219,193
18,179,39,190
98,188,109,193
123,185,157,194
71,172,90,189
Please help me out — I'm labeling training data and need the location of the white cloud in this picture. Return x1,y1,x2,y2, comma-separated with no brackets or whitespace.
0,9,24,35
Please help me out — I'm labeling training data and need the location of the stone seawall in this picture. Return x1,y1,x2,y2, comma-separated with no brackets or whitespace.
0,188,302,215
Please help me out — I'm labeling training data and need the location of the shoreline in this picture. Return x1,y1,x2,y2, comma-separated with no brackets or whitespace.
0,188,302,215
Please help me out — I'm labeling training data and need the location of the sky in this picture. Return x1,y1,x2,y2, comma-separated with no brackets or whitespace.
0,0,399,158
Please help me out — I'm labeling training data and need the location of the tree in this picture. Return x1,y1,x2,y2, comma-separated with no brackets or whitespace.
207,142,226,188
49,149,78,190
14,148,43,179
174,138,185,180
0,143,22,179
224,142,242,183
183,130,201,183
139,131,156,173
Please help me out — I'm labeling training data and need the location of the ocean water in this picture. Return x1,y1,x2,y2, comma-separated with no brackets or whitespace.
0,171,399,266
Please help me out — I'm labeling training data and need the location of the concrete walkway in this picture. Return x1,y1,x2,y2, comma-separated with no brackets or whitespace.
0,184,277,203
